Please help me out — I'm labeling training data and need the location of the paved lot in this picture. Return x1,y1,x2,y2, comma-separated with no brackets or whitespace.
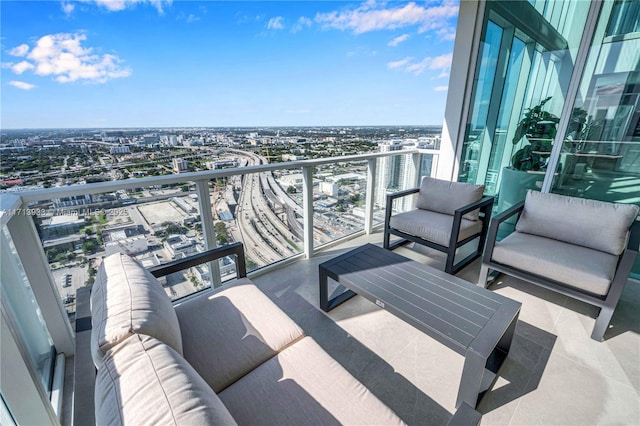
137,201,187,226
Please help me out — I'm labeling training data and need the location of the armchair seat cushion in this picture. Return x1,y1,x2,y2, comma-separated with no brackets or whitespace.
219,336,405,426
492,232,618,296
174,278,305,392
390,209,483,247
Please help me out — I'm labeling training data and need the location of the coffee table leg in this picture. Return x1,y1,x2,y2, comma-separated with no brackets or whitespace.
319,265,357,312
320,265,330,312
456,313,518,408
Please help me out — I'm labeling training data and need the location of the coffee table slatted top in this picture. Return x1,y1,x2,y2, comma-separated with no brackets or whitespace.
320,244,517,354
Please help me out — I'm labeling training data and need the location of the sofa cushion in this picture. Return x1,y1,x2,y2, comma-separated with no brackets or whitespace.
219,336,405,425
416,177,485,220
95,334,237,426
516,190,639,256
175,278,305,392
91,253,182,368
390,209,483,246
492,231,619,296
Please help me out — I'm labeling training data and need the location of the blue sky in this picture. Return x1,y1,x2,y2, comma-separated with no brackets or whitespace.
1,0,458,128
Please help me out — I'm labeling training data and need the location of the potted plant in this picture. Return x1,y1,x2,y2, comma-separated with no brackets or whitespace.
499,97,559,212
510,96,560,171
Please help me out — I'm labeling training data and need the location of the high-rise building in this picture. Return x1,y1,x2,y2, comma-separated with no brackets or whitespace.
172,158,187,173
376,139,433,211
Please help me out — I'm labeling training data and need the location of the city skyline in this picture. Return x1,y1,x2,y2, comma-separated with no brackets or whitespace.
1,0,458,129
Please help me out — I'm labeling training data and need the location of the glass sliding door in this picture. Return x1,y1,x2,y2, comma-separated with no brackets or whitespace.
458,0,590,212
550,0,640,276
552,0,640,206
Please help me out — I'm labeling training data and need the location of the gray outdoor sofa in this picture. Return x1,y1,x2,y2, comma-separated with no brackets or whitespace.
73,242,481,425
478,190,639,341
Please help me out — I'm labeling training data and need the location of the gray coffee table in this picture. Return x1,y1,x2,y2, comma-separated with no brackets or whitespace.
319,244,521,409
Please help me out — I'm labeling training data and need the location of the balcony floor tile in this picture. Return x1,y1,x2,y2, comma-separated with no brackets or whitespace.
250,230,640,425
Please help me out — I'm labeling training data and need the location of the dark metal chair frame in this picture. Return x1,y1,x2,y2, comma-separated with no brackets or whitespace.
478,202,640,341
383,187,494,274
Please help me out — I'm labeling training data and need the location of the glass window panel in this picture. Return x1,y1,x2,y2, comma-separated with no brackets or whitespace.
459,0,590,214
1,227,55,393
551,0,640,277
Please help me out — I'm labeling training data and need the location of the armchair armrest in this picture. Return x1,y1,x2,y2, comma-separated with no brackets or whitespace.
628,219,640,251
386,186,420,202
491,201,525,224
482,201,525,265
148,242,247,279
454,195,494,218
385,187,420,230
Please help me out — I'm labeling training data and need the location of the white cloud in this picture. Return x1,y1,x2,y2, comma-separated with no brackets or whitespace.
429,52,453,77
177,12,200,23
81,0,172,13
388,52,452,77
437,27,456,41
292,16,313,33
61,1,75,15
405,57,430,75
388,34,410,47
434,85,448,92
8,44,29,57
387,57,413,69
6,33,131,84
315,1,458,35
9,81,36,90
12,61,35,74
267,16,285,30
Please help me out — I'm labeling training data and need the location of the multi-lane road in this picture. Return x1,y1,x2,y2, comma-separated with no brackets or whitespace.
224,151,332,268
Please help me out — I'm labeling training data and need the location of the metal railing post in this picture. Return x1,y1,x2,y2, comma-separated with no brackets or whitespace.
195,180,221,287
411,152,422,187
302,165,314,258
364,158,377,234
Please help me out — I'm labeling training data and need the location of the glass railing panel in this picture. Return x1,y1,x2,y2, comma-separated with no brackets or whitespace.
234,170,304,272
374,152,420,219
1,225,55,392
30,182,208,307
314,160,368,246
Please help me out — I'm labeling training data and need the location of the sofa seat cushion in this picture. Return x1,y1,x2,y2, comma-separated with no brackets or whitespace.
516,190,639,255
492,232,619,296
390,209,483,246
219,336,405,425
415,177,485,220
91,253,182,368
95,334,237,426
175,278,305,393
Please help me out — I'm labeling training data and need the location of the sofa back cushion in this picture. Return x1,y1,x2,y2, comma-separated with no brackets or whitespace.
91,253,183,368
516,190,639,255
416,177,485,220
95,334,237,426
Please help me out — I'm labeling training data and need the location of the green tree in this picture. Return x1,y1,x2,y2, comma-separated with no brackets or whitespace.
214,221,228,245
287,185,296,194
82,240,98,254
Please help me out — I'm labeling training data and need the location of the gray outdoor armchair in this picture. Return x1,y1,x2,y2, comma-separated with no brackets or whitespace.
383,177,494,274
478,190,640,341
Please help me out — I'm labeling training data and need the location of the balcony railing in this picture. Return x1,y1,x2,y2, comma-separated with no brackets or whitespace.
0,147,439,424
